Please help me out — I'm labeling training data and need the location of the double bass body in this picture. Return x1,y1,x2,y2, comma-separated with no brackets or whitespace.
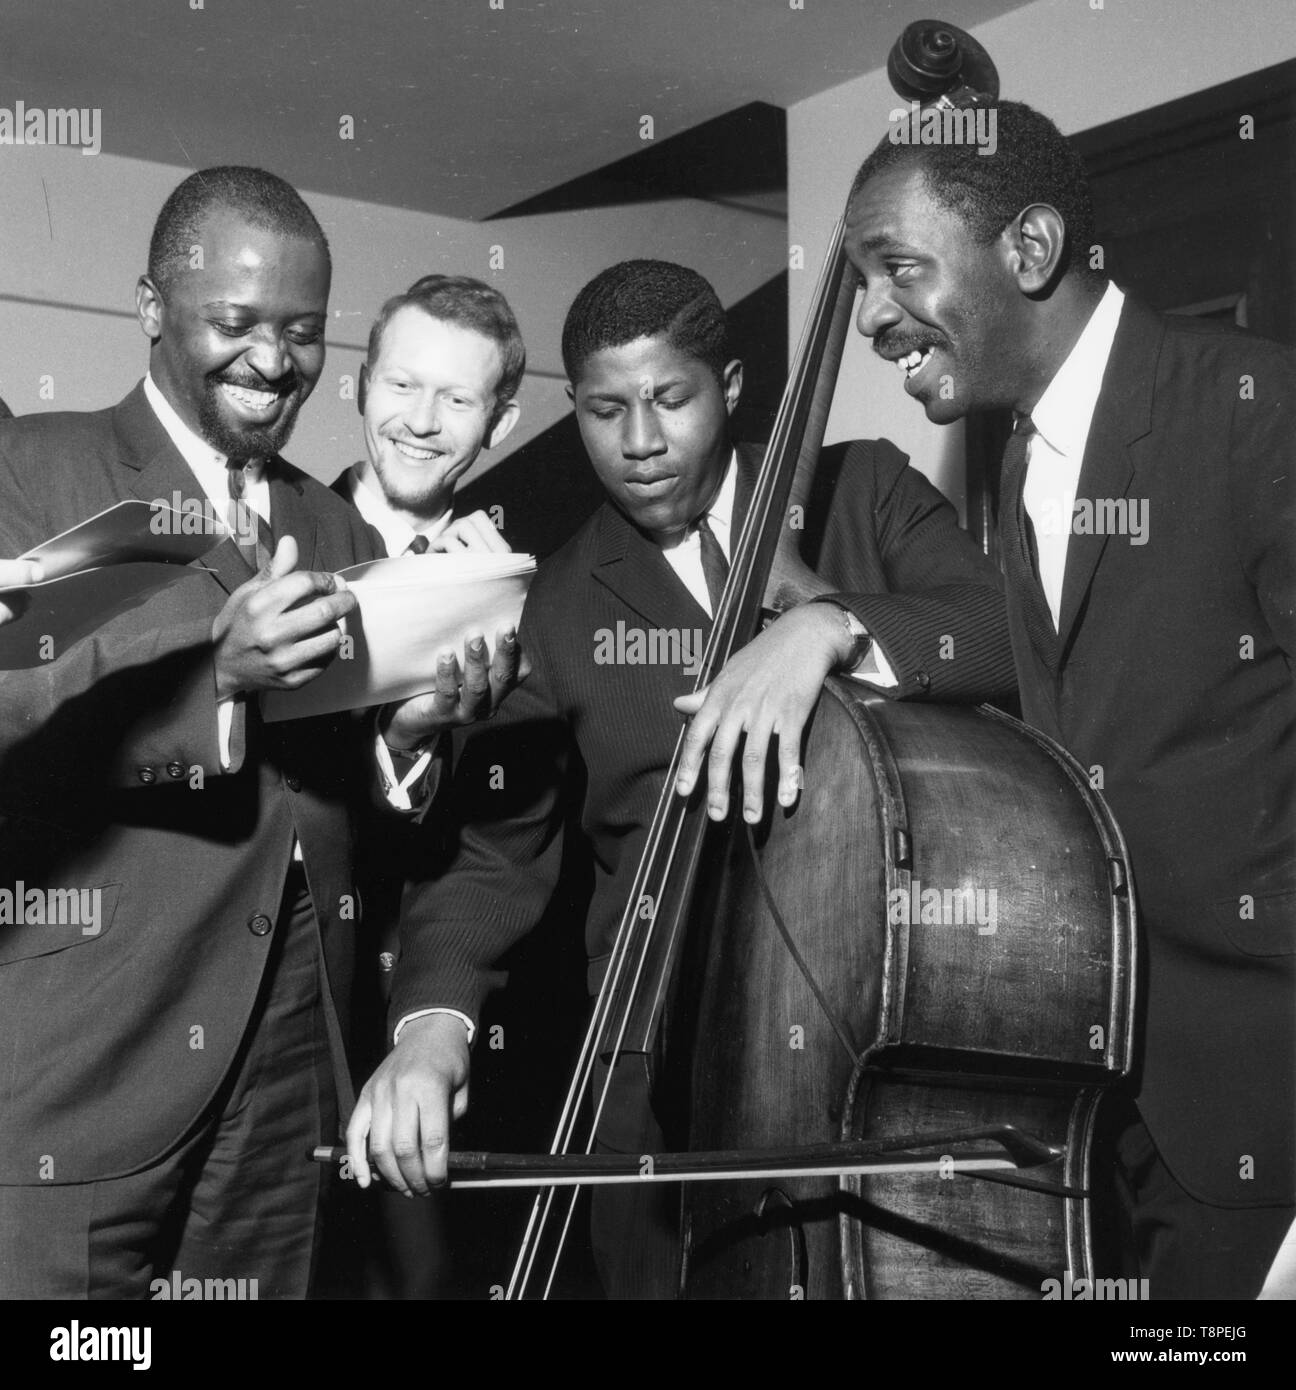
678,681,1136,1298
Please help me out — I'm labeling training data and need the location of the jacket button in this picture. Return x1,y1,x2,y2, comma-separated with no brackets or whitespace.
915,670,931,691
286,775,302,792
137,767,156,784
166,762,185,779
378,952,396,972
248,913,273,937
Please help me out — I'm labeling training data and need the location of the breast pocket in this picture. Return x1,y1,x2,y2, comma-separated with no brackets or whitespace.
0,882,122,964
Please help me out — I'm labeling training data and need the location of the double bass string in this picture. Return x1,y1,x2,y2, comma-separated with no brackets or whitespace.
508,219,850,1298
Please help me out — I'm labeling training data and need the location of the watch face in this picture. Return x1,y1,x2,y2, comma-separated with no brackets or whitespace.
835,607,872,671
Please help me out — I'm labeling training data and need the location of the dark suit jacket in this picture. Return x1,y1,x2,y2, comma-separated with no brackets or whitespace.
393,439,1015,1030
0,382,389,1183
1005,298,1295,1206
330,466,364,516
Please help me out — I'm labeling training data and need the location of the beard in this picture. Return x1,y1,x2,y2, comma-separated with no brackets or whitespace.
197,373,307,462
372,444,470,518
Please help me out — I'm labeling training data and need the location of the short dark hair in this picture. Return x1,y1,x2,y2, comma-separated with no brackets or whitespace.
561,259,729,385
366,275,526,417
851,99,1101,279
148,166,330,294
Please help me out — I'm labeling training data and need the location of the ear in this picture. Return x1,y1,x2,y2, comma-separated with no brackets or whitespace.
136,275,163,341
1003,203,1068,294
564,381,576,406
486,398,520,450
357,363,369,418
721,358,744,417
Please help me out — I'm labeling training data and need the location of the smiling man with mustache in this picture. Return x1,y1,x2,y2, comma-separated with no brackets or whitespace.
842,99,1296,1300
0,166,524,1299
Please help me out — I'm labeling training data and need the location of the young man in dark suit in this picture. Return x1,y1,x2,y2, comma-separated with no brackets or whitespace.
326,276,527,1297
839,100,1295,1298
0,166,521,1298
345,259,1016,1295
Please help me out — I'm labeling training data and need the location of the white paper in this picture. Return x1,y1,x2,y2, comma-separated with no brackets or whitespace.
14,499,225,583
260,552,536,722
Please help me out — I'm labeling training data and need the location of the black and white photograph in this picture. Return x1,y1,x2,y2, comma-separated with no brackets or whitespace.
0,0,1291,1364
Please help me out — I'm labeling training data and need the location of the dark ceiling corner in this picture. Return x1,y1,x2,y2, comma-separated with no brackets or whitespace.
487,101,787,219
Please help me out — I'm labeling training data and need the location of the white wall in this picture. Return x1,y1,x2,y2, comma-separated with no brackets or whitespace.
787,0,1296,518
0,147,785,483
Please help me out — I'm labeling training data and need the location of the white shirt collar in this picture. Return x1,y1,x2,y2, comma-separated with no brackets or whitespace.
1029,281,1125,459
343,464,453,557
659,448,738,557
706,447,738,549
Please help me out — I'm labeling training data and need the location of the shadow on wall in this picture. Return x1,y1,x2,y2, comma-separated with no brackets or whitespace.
459,270,789,560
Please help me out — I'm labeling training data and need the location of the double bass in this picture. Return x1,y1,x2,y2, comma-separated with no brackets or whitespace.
365,20,1137,1300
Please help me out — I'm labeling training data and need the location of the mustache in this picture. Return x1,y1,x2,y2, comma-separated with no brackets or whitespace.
212,371,300,396
873,329,948,360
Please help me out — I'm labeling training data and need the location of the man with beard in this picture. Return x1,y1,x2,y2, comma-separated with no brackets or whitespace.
333,274,523,557
0,166,522,1298
831,101,1294,1299
348,259,1015,1296
327,276,526,1297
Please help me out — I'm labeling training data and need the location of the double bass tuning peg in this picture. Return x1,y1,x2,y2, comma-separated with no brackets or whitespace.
886,19,1000,108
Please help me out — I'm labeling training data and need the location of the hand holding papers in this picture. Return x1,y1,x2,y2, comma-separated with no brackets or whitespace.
260,550,535,723
0,560,42,625
210,535,361,700
12,498,225,583
0,500,225,666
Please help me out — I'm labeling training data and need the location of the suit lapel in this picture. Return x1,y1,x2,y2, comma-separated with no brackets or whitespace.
589,444,757,630
591,504,709,630
111,382,251,596
1056,299,1160,657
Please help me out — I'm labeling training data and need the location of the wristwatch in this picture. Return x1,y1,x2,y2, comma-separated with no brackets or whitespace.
832,605,873,672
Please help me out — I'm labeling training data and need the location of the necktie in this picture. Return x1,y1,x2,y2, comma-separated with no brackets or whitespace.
405,534,430,555
695,513,729,617
226,462,274,571
998,415,1056,662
